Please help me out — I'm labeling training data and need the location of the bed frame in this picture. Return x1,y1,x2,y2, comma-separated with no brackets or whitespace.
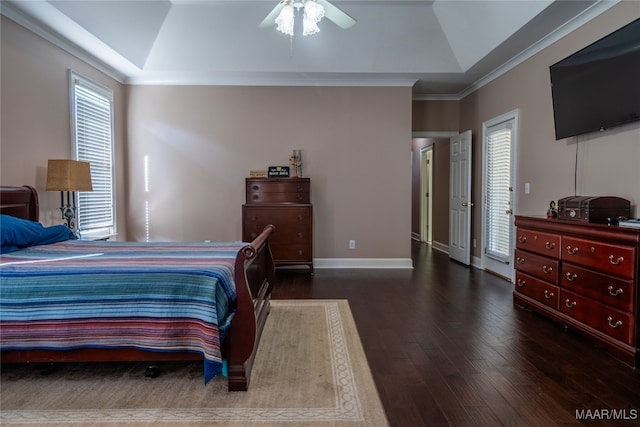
0,185,276,391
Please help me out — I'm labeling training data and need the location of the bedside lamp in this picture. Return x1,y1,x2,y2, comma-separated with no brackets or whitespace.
46,159,93,229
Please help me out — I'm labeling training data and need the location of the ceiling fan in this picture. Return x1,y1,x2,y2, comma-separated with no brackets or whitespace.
259,0,356,35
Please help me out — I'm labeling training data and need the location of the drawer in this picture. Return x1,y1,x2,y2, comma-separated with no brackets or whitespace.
246,180,310,194
515,271,559,310
272,243,312,261
516,228,561,258
561,262,634,312
515,249,559,284
246,180,310,204
562,236,635,279
243,206,311,225
245,223,310,244
247,192,310,203
561,290,634,345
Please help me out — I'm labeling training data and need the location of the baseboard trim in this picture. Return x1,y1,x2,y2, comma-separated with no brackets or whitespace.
314,258,413,269
431,240,448,254
471,255,482,269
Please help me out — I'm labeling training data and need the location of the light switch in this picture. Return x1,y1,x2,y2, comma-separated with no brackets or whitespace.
524,183,530,194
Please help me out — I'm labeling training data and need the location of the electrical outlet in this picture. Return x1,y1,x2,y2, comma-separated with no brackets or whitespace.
349,240,356,249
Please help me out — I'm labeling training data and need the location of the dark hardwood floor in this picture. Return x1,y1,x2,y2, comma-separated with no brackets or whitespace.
272,241,640,427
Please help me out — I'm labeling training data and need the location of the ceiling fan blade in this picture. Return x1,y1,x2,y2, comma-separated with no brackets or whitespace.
317,0,356,30
259,1,287,29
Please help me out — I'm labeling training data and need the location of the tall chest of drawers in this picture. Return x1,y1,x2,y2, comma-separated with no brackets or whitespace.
514,215,639,367
242,178,313,273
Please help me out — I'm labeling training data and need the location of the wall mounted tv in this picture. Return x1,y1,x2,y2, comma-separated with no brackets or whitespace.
549,17,640,140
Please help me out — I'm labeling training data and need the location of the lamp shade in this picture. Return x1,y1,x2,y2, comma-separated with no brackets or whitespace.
46,159,93,192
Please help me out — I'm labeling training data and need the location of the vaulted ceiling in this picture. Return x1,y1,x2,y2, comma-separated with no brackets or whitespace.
2,0,613,99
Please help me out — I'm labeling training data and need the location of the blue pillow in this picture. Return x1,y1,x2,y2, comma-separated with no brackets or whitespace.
0,215,76,253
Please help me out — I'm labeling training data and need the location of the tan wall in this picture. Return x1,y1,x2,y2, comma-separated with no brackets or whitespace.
412,3,640,259
3,2,639,264
460,1,640,259
1,16,413,261
0,17,128,238
125,85,413,259
412,100,459,131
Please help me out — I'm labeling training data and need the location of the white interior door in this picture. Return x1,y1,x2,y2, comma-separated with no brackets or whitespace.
482,110,519,281
449,130,472,265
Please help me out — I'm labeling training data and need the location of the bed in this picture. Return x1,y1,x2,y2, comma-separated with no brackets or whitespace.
0,185,276,391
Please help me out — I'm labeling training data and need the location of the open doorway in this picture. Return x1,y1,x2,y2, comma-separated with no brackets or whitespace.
411,132,457,249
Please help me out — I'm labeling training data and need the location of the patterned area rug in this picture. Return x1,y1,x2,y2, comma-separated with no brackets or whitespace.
1,300,388,426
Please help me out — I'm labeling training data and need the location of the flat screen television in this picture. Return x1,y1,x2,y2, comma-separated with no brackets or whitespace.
549,18,640,140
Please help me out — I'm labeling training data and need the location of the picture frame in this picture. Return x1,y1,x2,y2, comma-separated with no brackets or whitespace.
268,166,290,177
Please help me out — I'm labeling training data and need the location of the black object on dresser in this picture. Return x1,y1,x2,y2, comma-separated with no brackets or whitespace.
514,215,639,367
243,178,313,274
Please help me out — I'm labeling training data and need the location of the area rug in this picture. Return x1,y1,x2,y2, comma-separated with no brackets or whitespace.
1,300,388,426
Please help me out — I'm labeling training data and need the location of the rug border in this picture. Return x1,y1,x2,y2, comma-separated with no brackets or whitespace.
1,299,388,426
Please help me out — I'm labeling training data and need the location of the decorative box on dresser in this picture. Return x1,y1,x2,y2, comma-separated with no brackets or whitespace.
243,178,313,274
514,215,639,367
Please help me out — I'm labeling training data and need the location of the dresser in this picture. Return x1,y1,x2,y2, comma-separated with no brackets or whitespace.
242,178,313,273
514,216,639,367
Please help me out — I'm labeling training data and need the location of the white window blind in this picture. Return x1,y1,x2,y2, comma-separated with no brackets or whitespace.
485,122,512,262
71,73,116,240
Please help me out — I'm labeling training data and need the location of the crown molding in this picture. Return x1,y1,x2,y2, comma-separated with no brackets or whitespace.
1,1,130,83
455,0,619,100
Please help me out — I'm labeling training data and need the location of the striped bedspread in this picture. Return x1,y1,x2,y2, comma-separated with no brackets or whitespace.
0,240,245,383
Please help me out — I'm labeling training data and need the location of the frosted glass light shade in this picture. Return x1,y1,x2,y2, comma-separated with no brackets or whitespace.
304,1,324,23
275,4,295,36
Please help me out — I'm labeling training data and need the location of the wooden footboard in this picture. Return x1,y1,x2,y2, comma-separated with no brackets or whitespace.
226,224,276,391
0,185,276,391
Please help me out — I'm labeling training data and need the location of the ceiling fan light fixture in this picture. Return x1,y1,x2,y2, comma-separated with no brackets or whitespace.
275,4,295,36
304,1,325,23
302,18,320,36
302,0,324,35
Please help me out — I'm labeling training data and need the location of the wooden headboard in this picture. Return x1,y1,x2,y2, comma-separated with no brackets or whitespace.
0,186,39,221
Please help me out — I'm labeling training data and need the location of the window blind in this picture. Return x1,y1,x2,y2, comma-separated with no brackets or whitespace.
72,73,115,240
485,122,512,262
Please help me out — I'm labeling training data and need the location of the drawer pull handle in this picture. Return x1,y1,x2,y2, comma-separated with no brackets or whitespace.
517,279,526,287
252,195,260,200
565,299,576,308
566,246,578,255
250,232,257,239
608,286,623,297
250,216,257,221
297,232,303,238
542,265,553,274
545,241,555,249
252,185,260,190
609,255,624,265
544,290,554,299
516,257,524,264
607,317,622,329
565,272,577,282
297,215,304,221
518,236,527,243
298,250,303,255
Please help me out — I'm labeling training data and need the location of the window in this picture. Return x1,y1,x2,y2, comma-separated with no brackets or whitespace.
483,117,515,264
71,72,116,239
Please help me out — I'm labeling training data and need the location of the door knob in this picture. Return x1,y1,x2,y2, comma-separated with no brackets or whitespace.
505,209,513,215
462,202,474,207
